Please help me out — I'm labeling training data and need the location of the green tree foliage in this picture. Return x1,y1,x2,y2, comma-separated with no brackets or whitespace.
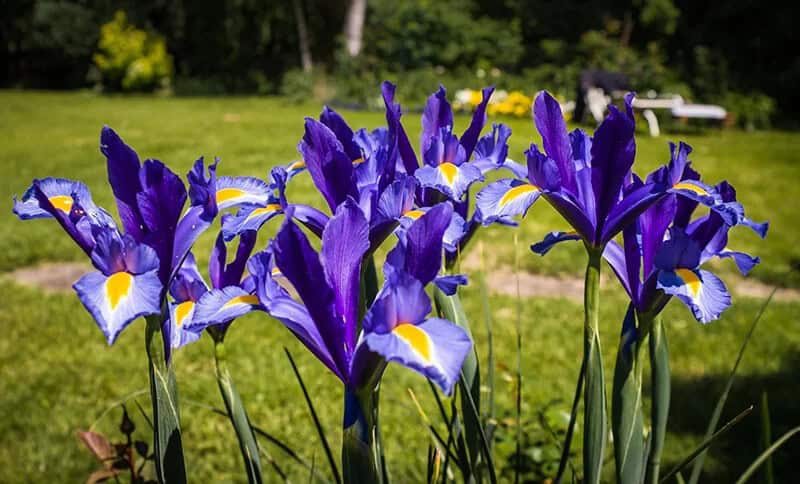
362,0,523,71
93,11,172,92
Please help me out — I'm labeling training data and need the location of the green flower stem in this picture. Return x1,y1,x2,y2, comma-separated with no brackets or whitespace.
342,384,382,484
582,247,606,484
213,333,263,484
145,314,187,484
611,307,646,484
645,314,670,484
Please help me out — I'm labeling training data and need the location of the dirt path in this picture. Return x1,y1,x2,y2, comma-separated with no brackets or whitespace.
4,260,799,302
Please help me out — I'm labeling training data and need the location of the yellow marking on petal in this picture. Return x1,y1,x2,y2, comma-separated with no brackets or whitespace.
106,272,133,310
246,204,281,221
289,160,306,171
48,195,74,214
174,301,194,327
404,209,425,220
222,294,259,309
393,323,432,362
216,188,247,205
675,268,701,297
673,182,709,196
438,162,458,186
499,184,539,208
352,157,365,165
271,267,283,277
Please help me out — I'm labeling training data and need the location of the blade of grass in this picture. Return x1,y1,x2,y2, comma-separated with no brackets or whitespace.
182,398,330,483
687,289,775,484
759,392,774,484
479,241,496,444
407,389,462,465
213,336,263,484
660,405,754,483
284,347,341,484
514,231,522,484
735,425,800,484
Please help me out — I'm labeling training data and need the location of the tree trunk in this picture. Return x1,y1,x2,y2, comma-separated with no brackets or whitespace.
344,0,367,58
292,0,313,73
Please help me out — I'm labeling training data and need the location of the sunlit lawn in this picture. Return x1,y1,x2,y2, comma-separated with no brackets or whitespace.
1,90,798,482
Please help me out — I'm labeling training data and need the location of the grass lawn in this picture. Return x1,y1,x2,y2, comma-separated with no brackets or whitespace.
1,90,798,482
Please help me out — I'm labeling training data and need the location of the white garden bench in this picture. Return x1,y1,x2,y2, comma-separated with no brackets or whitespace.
631,94,727,136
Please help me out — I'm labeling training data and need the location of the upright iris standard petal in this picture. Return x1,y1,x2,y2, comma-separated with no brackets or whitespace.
320,106,362,161
589,96,636,236
137,159,188,284
471,123,511,174
476,178,541,226
274,216,347,376
420,86,454,156
533,91,575,193
459,86,495,159
388,203,453,285
298,118,358,211
248,250,343,380
101,126,145,241
172,158,219,274
321,199,370,351
381,81,419,174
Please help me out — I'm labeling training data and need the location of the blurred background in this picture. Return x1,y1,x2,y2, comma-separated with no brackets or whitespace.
2,1,799,483
2,0,796,129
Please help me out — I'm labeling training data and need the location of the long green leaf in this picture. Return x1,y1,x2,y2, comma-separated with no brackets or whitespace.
688,290,775,484
660,406,754,483
645,315,670,484
284,348,341,484
583,248,606,484
214,336,263,484
459,370,497,484
145,315,186,484
759,392,774,484
735,425,800,484
433,287,482,476
554,357,585,484
611,305,645,484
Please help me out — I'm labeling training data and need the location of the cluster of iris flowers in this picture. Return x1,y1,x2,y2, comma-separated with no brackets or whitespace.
13,81,765,484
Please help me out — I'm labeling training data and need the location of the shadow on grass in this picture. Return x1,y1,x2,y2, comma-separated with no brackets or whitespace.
656,350,800,482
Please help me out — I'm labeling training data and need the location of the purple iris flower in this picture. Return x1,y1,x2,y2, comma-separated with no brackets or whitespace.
247,200,472,394
295,106,421,252
603,177,766,323
12,127,223,348
381,82,517,265
166,229,259,351
478,91,668,251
